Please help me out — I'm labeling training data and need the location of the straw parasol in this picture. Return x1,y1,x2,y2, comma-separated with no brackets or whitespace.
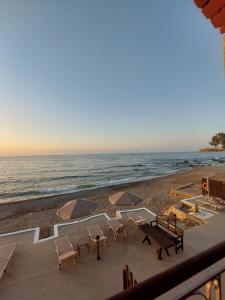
109,191,143,207
57,199,97,240
109,191,143,220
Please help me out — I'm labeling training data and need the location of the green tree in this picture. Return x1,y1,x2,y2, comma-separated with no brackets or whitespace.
209,132,225,148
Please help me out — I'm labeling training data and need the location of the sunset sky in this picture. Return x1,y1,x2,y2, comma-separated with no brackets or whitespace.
1,0,225,155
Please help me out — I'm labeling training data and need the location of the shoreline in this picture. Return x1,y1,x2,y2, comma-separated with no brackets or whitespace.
2,151,225,206
0,165,225,234
0,167,189,206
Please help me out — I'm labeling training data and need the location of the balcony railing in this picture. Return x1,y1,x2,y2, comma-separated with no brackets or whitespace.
106,240,225,300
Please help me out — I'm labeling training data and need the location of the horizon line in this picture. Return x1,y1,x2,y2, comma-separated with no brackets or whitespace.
0,150,200,158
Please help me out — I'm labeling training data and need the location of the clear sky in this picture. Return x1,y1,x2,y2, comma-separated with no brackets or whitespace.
0,0,224,155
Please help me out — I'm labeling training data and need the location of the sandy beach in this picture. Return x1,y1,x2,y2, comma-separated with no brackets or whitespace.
0,165,225,234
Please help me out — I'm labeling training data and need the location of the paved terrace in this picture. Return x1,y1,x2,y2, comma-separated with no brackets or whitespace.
0,208,225,300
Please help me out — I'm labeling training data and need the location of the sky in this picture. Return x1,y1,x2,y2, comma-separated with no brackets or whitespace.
0,0,224,155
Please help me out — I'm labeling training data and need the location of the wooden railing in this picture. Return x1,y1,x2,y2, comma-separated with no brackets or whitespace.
123,265,137,290
106,240,225,300
173,265,224,300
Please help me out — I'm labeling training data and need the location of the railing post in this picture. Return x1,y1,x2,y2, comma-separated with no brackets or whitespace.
123,265,137,291
215,276,222,300
205,276,222,300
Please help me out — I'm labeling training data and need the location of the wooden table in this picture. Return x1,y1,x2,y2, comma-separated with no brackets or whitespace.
140,224,176,260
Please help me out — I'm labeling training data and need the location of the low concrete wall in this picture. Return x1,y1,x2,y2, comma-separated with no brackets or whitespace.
0,207,156,244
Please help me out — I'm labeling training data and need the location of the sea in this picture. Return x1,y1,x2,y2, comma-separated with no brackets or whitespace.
0,152,225,202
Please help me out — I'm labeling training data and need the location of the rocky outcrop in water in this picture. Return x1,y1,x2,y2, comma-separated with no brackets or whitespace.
200,147,225,152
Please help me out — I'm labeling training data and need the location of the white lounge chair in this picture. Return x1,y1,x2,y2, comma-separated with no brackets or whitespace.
87,224,107,250
127,213,146,227
54,236,77,270
107,219,128,240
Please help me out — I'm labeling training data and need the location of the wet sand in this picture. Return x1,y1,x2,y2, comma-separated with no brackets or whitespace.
0,165,225,234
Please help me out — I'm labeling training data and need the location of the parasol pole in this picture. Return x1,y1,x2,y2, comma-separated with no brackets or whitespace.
78,217,81,241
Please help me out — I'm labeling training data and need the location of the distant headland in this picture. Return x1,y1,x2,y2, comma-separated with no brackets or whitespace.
200,147,225,152
200,132,225,152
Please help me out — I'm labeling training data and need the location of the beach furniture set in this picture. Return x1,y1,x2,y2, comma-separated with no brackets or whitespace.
54,211,184,268
54,218,133,269
0,214,184,279
54,224,108,270
54,192,147,268
54,217,134,270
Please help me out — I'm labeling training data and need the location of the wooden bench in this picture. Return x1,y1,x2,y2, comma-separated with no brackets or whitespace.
150,215,184,253
140,224,176,260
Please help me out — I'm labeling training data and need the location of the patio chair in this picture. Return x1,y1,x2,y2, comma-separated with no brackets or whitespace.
0,243,17,280
87,224,107,250
107,219,128,240
127,212,146,227
54,236,77,270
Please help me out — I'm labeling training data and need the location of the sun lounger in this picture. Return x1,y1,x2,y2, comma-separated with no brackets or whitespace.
0,243,17,280
107,219,128,240
127,213,146,227
199,196,224,211
87,224,107,249
54,236,77,270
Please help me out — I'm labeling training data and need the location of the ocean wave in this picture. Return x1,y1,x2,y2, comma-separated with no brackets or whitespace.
94,170,113,175
76,184,96,189
38,186,78,194
106,163,146,169
0,190,43,199
0,183,101,201
133,166,154,171
0,185,79,200
109,177,137,185
48,175,91,181
0,179,21,185
0,174,92,185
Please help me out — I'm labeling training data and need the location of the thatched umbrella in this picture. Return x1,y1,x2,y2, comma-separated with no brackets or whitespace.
57,199,97,240
109,191,143,219
109,191,143,207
